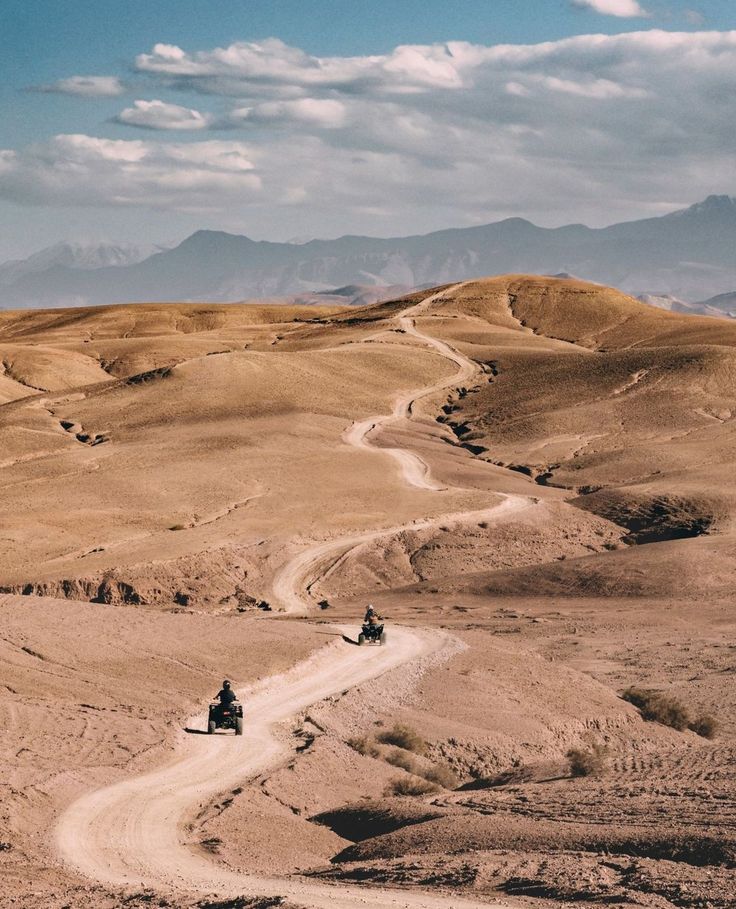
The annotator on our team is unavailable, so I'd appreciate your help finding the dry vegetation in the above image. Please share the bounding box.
[622,687,719,738]
[346,735,380,758]
[566,743,609,778]
[348,725,458,793]
[375,723,427,754]
[385,777,439,797]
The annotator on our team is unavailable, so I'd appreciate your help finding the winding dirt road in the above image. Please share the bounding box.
[55,286,527,907]
[56,626,496,907]
[274,285,534,615]
[342,286,478,493]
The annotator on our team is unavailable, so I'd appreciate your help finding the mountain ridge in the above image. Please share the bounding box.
[2,195,735,309]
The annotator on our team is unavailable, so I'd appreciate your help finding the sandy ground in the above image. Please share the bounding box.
[1,276,735,908]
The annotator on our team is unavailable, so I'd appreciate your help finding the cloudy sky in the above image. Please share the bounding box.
[1,0,734,259]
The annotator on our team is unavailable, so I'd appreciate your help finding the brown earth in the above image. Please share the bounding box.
[1,276,735,908]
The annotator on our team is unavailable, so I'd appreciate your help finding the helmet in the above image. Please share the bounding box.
[222,680,231,688]
[367,604,375,611]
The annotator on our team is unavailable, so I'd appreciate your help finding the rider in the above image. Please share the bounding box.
[364,604,382,625]
[215,680,238,706]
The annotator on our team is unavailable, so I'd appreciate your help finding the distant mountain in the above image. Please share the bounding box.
[220,283,419,310]
[694,291,736,317]
[0,241,163,288]
[637,292,735,319]
[1,196,735,310]
[637,293,690,311]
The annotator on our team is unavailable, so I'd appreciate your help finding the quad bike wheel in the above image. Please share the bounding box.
[380,631,386,645]
[208,720,216,734]
[235,715,243,735]
[358,633,365,646]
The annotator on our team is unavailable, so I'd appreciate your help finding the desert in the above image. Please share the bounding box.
[5,5,736,907]
[1,275,735,908]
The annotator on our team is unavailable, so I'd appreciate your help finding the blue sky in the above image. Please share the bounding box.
[1,0,734,259]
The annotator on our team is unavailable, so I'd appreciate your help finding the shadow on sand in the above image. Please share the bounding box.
[312,629,360,645]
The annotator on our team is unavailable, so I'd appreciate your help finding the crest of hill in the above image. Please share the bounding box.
[420,275,736,350]
[383,276,736,600]
[0,300,345,398]
[0,301,342,344]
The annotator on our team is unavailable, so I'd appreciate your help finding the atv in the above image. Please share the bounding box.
[208,701,244,735]
[358,623,386,646]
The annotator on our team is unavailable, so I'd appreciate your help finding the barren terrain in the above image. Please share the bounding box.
[1,276,735,908]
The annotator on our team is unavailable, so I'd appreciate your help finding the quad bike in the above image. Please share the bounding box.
[208,701,243,735]
[358,623,386,646]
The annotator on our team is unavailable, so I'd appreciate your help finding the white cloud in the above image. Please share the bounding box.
[571,0,649,17]
[135,38,469,95]
[505,81,531,97]
[535,75,649,98]
[4,30,736,232]
[32,75,126,97]
[226,98,347,129]
[0,135,260,210]
[115,100,211,130]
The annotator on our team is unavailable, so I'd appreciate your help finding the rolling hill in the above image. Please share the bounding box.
[2,275,736,909]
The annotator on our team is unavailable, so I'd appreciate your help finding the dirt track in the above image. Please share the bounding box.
[55,626,500,907]
[272,284,536,615]
[341,285,474,493]
[54,286,528,907]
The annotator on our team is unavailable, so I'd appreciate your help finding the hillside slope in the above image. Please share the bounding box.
[2,276,736,909]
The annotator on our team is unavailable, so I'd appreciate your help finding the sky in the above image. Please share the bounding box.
[1,0,735,259]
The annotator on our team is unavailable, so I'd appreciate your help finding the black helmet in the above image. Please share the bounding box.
[223,680,231,688]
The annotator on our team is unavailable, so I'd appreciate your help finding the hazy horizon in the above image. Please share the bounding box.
[3,191,735,267]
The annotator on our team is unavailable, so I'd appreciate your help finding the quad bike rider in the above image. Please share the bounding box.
[359,604,386,646]
[208,679,244,735]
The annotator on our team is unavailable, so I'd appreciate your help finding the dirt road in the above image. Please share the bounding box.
[273,285,536,614]
[342,285,477,493]
[55,286,525,907]
[56,626,502,907]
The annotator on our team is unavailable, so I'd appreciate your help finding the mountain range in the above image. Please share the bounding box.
[0,241,162,288]
[1,195,735,310]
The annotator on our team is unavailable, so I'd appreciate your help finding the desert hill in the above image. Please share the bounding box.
[1,275,735,605]
[2,275,736,908]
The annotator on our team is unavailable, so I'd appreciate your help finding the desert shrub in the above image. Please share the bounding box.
[376,723,427,755]
[347,735,379,758]
[199,897,289,909]
[384,749,458,789]
[385,748,420,773]
[199,836,223,854]
[423,762,459,789]
[622,687,690,731]
[386,776,439,797]
[689,714,718,739]
[566,743,609,778]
